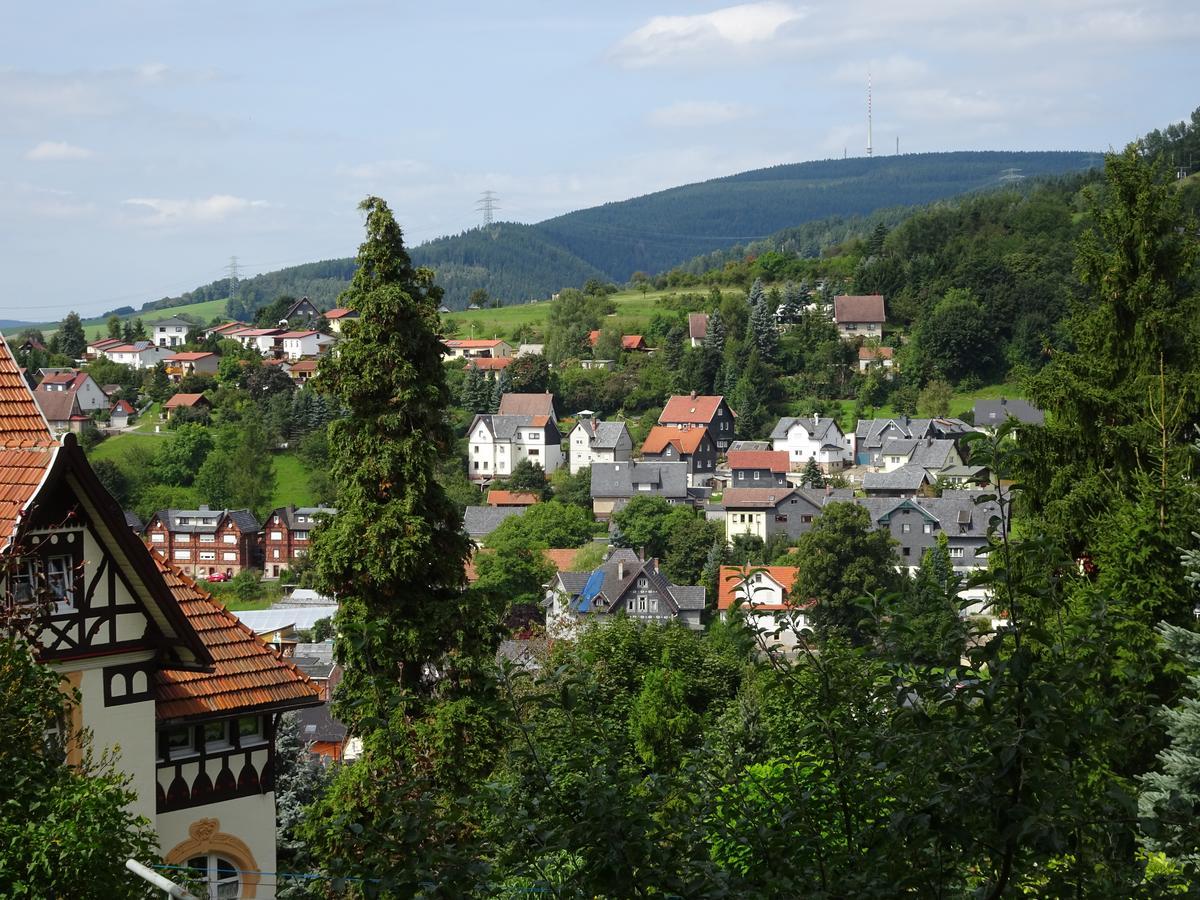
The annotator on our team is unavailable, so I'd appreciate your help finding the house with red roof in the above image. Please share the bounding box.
[640,424,718,486]
[0,333,320,896]
[163,392,211,419]
[110,398,136,428]
[587,331,651,352]
[276,330,335,361]
[468,356,514,373]
[833,294,886,341]
[324,307,359,334]
[444,338,512,359]
[487,490,540,508]
[658,392,736,451]
[727,450,790,488]
[165,350,219,380]
[717,565,813,653]
[35,369,109,413]
[858,344,895,372]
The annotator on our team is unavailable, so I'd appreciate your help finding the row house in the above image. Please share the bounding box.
[466,413,563,483]
[0,334,321,898]
[658,393,736,451]
[545,548,704,637]
[833,294,886,341]
[640,425,717,487]
[165,351,219,381]
[444,338,512,359]
[145,506,263,579]
[854,415,974,468]
[590,460,689,520]
[771,415,853,470]
[105,341,174,370]
[568,418,632,474]
[36,370,109,412]
[263,505,335,578]
[717,565,812,652]
[722,487,851,543]
[727,450,790,487]
[153,316,192,347]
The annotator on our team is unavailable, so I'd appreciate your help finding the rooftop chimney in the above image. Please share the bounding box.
[689,390,697,399]
[618,560,625,581]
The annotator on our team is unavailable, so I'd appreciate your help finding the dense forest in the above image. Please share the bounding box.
[140,150,1099,315]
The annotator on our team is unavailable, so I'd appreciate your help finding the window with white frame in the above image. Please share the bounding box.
[948,547,964,558]
[150,532,166,543]
[222,552,237,562]
[199,551,216,561]
[9,559,36,602]
[221,534,236,544]
[173,549,190,561]
[186,854,240,899]
[203,720,230,750]
[269,530,283,541]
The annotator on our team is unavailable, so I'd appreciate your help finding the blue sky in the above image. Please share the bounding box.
[2,0,1198,319]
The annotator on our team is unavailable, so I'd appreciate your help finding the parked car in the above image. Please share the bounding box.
[205,572,230,583]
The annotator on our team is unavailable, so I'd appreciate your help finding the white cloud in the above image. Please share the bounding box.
[335,158,428,179]
[648,101,757,128]
[25,140,93,161]
[611,2,806,68]
[122,194,268,226]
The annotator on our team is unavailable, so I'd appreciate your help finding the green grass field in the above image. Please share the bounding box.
[34,296,234,340]
[268,452,316,508]
[832,380,1027,432]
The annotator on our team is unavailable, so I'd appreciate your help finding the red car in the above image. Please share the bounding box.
[205,572,231,583]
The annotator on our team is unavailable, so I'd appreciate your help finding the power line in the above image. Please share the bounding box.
[476,190,500,227]
[226,255,240,301]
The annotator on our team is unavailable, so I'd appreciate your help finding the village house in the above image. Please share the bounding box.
[468,357,514,373]
[658,393,736,451]
[722,487,849,543]
[497,392,558,421]
[858,345,896,372]
[853,415,974,468]
[465,413,563,483]
[110,398,136,428]
[856,491,1000,573]
[0,335,321,897]
[770,415,853,470]
[878,436,964,478]
[717,565,812,652]
[86,336,125,358]
[688,312,709,348]
[444,338,512,359]
[31,389,91,434]
[590,460,690,519]
[861,467,936,498]
[35,370,109,412]
[486,490,540,508]
[165,351,219,381]
[640,425,718,487]
[276,330,335,361]
[228,328,287,356]
[282,297,322,325]
[104,340,173,370]
[833,294,886,340]
[153,316,193,347]
[204,321,249,340]
[545,548,705,637]
[263,505,335,579]
[727,449,790,487]
[144,506,263,579]
[516,343,544,357]
[463,505,525,541]
[323,307,359,334]
[588,331,651,352]
[286,359,319,385]
[568,418,632,474]
[163,392,211,420]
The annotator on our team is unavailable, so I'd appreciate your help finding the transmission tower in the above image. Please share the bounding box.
[476,191,500,226]
[998,168,1025,184]
[227,255,240,301]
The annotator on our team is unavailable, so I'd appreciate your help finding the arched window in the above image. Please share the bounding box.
[186,854,240,899]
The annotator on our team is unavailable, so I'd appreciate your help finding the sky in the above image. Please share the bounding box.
[2,1,1198,320]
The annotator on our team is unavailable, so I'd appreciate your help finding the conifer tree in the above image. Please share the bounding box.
[747,277,765,310]
[800,457,825,488]
[704,309,725,355]
[56,311,87,358]
[749,289,779,363]
[461,363,484,412]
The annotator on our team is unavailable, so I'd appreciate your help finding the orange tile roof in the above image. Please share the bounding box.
[151,553,321,721]
[717,565,804,611]
[727,450,790,473]
[289,359,319,372]
[166,351,215,362]
[163,392,208,409]
[486,490,540,507]
[858,345,895,360]
[621,335,647,350]
[469,357,513,371]
[325,307,356,319]
[641,424,710,455]
[659,394,725,425]
[446,339,506,349]
[0,335,57,548]
[542,548,581,572]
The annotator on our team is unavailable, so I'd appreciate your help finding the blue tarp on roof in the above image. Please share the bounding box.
[576,568,606,613]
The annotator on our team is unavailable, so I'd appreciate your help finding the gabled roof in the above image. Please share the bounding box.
[288,359,320,374]
[858,345,895,360]
[0,335,57,547]
[153,316,192,328]
[467,414,560,443]
[721,487,797,509]
[641,425,711,456]
[688,312,708,341]
[974,397,1045,427]
[325,307,357,319]
[728,440,771,452]
[727,450,790,473]
[463,505,524,537]
[571,419,629,451]
[149,507,262,535]
[33,390,82,423]
[770,416,843,443]
[106,341,156,353]
[833,294,885,323]
[445,338,508,349]
[152,554,321,721]
[881,437,958,470]
[855,416,973,448]
[659,394,727,425]
[165,351,215,362]
[717,565,801,611]
[37,370,81,386]
[469,357,513,371]
[111,398,135,414]
[498,392,557,419]
[590,461,688,499]
[163,392,209,409]
[236,328,285,337]
[88,337,124,351]
[554,548,705,615]
[266,505,336,530]
[862,466,932,491]
[487,490,540,507]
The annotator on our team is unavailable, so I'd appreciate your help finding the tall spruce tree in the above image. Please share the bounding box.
[747,277,765,311]
[703,309,726,355]
[749,288,779,363]
[57,311,87,359]
[460,363,485,412]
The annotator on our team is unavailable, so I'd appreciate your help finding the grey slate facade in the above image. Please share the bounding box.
[855,491,999,568]
[854,416,974,467]
[590,460,690,518]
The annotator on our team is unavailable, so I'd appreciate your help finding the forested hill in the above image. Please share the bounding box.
[148,150,1098,315]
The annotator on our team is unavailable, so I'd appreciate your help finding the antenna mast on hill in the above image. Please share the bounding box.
[866,71,873,158]
[476,191,500,227]
[226,255,240,302]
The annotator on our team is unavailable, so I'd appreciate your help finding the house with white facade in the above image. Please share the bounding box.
[717,565,812,653]
[770,415,853,470]
[878,437,963,477]
[165,351,219,381]
[568,418,632,474]
[103,341,174,370]
[444,339,512,359]
[854,416,974,468]
[227,328,286,356]
[324,307,359,334]
[153,316,192,347]
[0,334,321,899]
[35,370,109,413]
[833,294,886,340]
[466,413,563,483]
[277,330,335,361]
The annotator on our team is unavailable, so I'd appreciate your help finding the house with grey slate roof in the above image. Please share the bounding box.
[590,460,689,519]
[771,415,853,470]
[879,437,963,476]
[464,505,526,540]
[723,487,853,542]
[861,466,935,498]
[544,548,705,637]
[144,505,262,578]
[264,504,336,578]
[568,418,632,474]
[853,415,974,468]
[466,413,563,483]
[854,491,999,574]
[974,397,1045,428]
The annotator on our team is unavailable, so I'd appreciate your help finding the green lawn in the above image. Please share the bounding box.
[39,297,234,340]
[87,430,170,463]
[832,381,1028,432]
[268,452,316,509]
